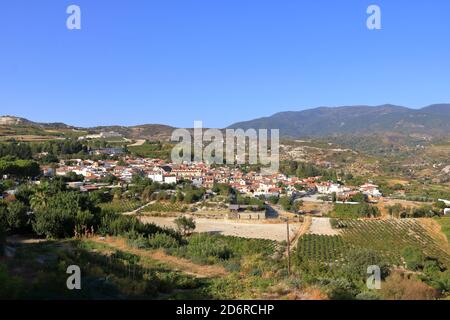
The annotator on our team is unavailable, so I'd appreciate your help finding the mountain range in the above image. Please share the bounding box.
[228,104,450,138]
[1,104,450,140]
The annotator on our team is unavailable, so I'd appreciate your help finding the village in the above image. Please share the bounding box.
[41,155,384,212]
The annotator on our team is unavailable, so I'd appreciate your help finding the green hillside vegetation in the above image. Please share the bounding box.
[128,141,174,160]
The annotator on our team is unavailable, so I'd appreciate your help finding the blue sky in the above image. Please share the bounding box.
[1,0,450,128]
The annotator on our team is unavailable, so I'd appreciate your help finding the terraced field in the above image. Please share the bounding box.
[100,200,145,213]
[140,202,187,213]
[296,219,450,266]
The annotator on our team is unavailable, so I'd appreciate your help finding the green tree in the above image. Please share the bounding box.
[6,201,29,232]
[279,196,292,211]
[33,192,100,238]
[174,216,196,236]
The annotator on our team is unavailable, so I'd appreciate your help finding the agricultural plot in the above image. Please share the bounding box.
[140,202,187,213]
[296,219,450,266]
[296,234,347,262]
[434,217,450,243]
[100,200,144,214]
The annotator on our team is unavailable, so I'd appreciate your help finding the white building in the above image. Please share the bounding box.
[148,173,164,182]
[359,183,382,198]
[164,176,177,184]
[316,183,346,195]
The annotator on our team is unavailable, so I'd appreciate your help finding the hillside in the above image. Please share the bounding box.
[3,103,450,142]
[87,124,176,141]
[228,104,450,138]
[0,116,175,141]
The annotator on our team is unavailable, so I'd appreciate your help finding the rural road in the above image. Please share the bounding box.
[123,201,155,216]
[127,139,146,147]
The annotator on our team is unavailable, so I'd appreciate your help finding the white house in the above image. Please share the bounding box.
[148,173,164,182]
[316,183,346,195]
[164,176,177,184]
[359,183,382,198]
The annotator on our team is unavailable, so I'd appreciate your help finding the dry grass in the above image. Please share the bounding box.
[91,236,229,278]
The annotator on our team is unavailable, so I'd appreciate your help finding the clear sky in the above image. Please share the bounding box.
[1,0,450,128]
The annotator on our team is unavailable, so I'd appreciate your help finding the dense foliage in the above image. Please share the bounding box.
[329,203,380,219]
[0,159,40,178]
[280,160,337,181]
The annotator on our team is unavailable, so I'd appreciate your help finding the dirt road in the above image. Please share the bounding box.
[123,201,155,216]
[140,216,301,242]
[127,139,146,147]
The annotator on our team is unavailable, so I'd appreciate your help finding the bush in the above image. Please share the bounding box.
[126,231,150,249]
[381,272,440,300]
[402,246,425,271]
[330,218,339,229]
[355,291,380,300]
[6,201,29,232]
[148,232,180,249]
[324,278,359,300]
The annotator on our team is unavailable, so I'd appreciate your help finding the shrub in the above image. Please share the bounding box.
[126,231,150,249]
[402,246,425,271]
[355,291,380,300]
[381,272,440,300]
[330,218,339,229]
[6,201,29,232]
[324,278,359,300]
[148,232,180,249]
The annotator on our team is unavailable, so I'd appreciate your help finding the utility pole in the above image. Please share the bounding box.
[286,218,291,277]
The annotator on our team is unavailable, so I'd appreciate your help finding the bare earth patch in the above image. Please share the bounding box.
[140,216,301,242]
[309,217,339,236]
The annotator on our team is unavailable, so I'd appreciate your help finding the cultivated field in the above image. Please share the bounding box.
[296,218,450,265]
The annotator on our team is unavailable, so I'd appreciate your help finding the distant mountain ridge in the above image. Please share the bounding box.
[2,103,450,140]
[0,115,176,141]
[0,115,73,129]
[228,104,450,138]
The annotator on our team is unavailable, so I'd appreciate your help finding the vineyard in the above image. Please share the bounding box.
[296,219,450,266]
[296,234,346,263]
[140,202,188,213]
